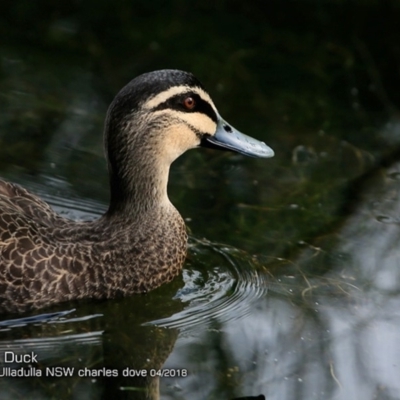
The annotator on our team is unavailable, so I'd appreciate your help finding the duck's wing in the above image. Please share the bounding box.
[0,180,68,227]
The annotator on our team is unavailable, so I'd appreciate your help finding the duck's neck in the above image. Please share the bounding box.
[103,111,178,220]
[106,154,171,219]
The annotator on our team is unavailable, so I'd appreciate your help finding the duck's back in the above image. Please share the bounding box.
[0,180,69,227]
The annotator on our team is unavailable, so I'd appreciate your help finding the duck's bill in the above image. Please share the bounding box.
[201,115,274,158]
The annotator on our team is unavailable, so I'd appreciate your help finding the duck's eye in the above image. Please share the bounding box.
[183,96,196,110]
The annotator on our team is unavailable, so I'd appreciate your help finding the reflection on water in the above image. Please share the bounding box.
[0,309,76,329]
[161,126,400,399]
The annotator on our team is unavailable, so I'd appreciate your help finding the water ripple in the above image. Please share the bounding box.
[150,238,269,331]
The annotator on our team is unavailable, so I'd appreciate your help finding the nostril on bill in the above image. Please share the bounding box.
[223,124,233,133]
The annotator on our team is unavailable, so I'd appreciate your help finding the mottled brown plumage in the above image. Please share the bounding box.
[0,70,273,313]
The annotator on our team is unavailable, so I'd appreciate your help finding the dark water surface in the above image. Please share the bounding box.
[1,1,400,399]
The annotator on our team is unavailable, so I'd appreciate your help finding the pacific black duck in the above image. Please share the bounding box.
[0,69,274,312]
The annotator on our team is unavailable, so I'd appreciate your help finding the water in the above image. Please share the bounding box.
[1,160,399,399]
[1,1,400,399]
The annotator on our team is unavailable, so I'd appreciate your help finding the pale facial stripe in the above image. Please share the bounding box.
[152,109,217,136]
[143,85,218,114]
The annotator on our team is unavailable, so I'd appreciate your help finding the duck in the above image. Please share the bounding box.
[0,69,274,312]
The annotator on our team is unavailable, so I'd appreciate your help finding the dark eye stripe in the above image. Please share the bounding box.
[152,93,218,123]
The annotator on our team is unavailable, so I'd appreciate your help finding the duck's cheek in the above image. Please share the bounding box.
[176,112,216,135]
[161,124,201,164]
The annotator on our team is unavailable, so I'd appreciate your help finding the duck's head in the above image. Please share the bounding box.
[104,70,274,212]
